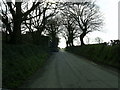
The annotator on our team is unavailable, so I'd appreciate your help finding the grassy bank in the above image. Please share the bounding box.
[66,44,120,69]
[3,43,50,88]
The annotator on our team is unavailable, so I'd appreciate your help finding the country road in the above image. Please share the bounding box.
[21,50,119,88]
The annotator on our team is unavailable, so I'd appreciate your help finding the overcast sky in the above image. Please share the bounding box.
[87,0,119,42]
[58,0,120,48]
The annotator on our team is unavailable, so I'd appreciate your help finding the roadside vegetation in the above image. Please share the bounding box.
[2,0,59,88]
[66,40,120,69]
[1,0,107,88]
[2,43,50,88]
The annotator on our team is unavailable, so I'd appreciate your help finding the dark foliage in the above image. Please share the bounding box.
[66,40,120,69]
[2,44,50,88]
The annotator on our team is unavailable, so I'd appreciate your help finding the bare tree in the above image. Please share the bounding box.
[95,37,103,44]
[23,1,58,44]
[60,11,79,47]
[45,16,61,50]
[64,1,103,46]
[1,0,41,44]
[1,0,13,42]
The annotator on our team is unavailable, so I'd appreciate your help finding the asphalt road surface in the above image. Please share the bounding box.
[21,50,119,88]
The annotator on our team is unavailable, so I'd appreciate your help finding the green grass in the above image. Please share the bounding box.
[3,43,50,88]
[66,44,120,69]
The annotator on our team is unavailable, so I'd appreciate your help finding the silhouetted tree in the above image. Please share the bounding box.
[1,0,41,44]
[95,37,103,44]
[64,1,103,46]
[110,40,120,46]
[60,12,79,47]
[24,2,58,44]
[1,0,12,42]
[45,16,61,51]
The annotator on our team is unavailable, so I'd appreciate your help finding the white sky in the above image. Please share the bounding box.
[87,0,119,43]
[58,0,120,48]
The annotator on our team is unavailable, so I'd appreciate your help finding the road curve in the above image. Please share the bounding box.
[21,50,119,88]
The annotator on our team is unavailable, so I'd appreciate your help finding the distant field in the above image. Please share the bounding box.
[2,44,50,88]
[66,44,120,69]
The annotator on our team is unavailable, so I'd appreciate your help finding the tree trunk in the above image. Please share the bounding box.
[71,36,74,47]
[10,2,22,44]
[71,40,74,46]
[80,32,86,46]
[10,20,21,44]
[66,41,68,47]
[80,36,85,46]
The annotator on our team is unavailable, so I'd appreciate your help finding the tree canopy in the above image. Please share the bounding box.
[1,0,103,47]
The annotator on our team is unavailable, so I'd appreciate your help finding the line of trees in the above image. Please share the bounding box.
[61,1,103,46]
[1,0,103,48]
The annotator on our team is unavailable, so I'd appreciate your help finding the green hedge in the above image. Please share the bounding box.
[66,44,120,68]
[3,44,50,88]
